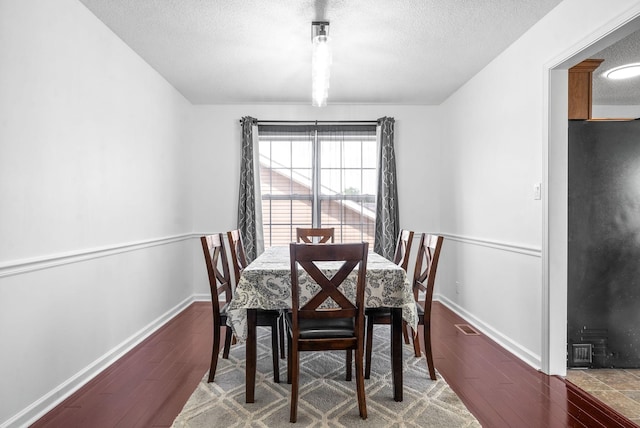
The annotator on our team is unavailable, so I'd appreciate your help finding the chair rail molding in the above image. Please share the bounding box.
[0,233,196,278]
[440,233,541,257]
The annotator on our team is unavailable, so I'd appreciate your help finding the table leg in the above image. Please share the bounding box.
[246,309,257,403]
[391,307,403,401]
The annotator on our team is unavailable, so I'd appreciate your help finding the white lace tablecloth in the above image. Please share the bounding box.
[227,245,418,341]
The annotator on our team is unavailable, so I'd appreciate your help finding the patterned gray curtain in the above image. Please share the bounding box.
[374,117,400,260]
[237,116,261,262]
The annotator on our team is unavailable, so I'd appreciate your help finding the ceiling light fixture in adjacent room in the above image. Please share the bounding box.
[604,63,640,80]
[311,21,331,107]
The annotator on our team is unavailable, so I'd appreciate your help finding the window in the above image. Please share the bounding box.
[258,124,377,247]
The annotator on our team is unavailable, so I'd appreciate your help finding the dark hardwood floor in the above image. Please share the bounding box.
[32,303,213,428]
[32,301,637,427]
[430,303,637,428]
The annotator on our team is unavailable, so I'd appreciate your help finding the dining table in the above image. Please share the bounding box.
[226,245,418,403]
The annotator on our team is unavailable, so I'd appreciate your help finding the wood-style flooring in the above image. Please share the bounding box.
[31,303,212,428]
[430,303,637,427]
[32,301,638,427]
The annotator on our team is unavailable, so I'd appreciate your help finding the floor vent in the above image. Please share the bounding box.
[455,324,480,335]
[571,343,593,366]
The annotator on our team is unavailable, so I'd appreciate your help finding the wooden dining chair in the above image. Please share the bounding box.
[286,242,368,423]
[395,229,415,344]
[295,227,335,244]
[392,229,415,271]
[227,229,282,383]
[410,233,444,380]
[200,233,234,382]
[364,233,444,381]
[363,229,414,378]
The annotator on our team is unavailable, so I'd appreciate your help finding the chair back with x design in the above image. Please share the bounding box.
[287,242,369,422]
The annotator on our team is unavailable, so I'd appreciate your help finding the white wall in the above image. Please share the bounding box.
[437,0,640,371]
[0,1,194,426]
[6,0,640,425]
[593,104,640,118]
[188,104,442,295]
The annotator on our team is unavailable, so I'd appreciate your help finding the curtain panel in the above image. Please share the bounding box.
[237,116,263,262]
[374,117,400,260]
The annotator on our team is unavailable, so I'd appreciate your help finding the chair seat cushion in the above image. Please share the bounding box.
[256,309,280,323]
[285,312,355,339]
[364,307,392,316]
[219,305,279,325]
[366,304,426,323]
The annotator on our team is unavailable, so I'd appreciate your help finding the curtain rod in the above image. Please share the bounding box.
[238,119,379,125]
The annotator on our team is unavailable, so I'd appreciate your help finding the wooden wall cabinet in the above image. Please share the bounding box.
[568,59,604,120]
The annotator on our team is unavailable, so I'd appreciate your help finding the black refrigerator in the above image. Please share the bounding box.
[568,119,640,368]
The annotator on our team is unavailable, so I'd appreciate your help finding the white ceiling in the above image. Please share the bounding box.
[592,28,640,105]
[78,0,566,105]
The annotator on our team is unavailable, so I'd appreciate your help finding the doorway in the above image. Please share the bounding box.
[545,9,640,377]
[545,7,640,422]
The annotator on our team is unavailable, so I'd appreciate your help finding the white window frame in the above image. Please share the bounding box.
[258,124,377,246]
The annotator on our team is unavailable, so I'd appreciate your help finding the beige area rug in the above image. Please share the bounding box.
[173,326,480,427]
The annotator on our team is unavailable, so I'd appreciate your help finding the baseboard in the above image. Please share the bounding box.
[3,295,196,428]
[193,293,212,302]
[435,294,542,370]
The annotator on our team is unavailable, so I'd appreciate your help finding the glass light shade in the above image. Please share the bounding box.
[605,63,640,80]
[312,34,332,107]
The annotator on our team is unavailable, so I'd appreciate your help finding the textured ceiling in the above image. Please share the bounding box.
[78,0,566,105]
[592,29,640,105]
